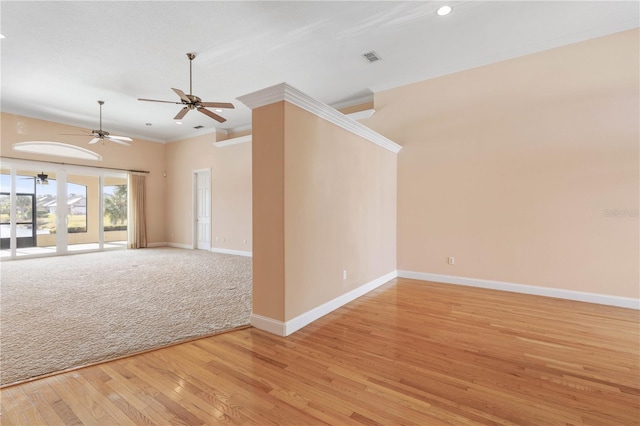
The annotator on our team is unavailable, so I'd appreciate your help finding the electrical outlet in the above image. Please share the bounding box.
[215,236,219,242]
[243,239,247,245]
[343,270,347,280]
[448,257,455,265]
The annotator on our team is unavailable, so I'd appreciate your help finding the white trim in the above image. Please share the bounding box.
[398,271,640,310]
[147,242,168,248]
[237,83,401,154]
[346,109,375,121]
[250,270,397,336]
[213,135,251,148]
[165,127,219,144]
[330,94,374,111]
[210,247,253,257]
[284,270,398,335]
[164,242,192,250]
[13,142,103,161]
[229,124,252,134]
[250,314,286,336]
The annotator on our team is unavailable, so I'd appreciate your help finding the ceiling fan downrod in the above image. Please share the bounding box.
[97,100,104,132]
[187,52,196,96]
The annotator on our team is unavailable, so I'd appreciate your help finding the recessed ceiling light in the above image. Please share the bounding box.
[437,5,452,16]
[215,109,223,113]
[175,121,182,125]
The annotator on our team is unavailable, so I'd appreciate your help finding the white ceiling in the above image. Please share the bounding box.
[1,1,638,143]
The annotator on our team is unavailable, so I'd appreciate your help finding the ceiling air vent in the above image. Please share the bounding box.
[362,51,382,63]
[193,125,205,129]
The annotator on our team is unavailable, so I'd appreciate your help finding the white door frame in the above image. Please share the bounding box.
[0,158,127,259]
[192,168,212,250]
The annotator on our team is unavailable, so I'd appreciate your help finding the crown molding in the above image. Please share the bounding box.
[165,127,220,144]
[346,109,375,121]
[237,83,401,154]
[330,94,374,111]
[213,134,252,148]
[229,124,252,134]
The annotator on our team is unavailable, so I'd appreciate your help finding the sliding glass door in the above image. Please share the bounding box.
[0,161,128,259]
[103,176,128,249]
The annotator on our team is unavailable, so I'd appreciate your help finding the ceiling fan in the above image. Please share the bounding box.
[36,172,49,185]
[18,173,49,185]
[62,100,133,146]
[138,52,234,123]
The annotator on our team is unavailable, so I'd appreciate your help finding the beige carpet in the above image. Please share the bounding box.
[0,247,252,386]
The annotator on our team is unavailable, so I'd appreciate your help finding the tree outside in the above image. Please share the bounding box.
[104,185,127,227]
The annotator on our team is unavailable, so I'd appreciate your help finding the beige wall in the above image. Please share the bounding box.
[0,113,167,245]
[252,102,286,321]
[283,102,397,320]
[367,29,639,298]
[164,132,252,251]
[164,134,212,246]
[211,141,252,252]
[251,100,397,322]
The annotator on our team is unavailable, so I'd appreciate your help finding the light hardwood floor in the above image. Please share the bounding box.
[2,278,639,425]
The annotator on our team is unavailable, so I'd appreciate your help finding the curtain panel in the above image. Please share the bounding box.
[128,172,147,249]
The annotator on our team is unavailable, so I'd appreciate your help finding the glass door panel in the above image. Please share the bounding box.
[103,176,128,249]
[29,170,58,254]
[0,193,9,250]
[15,194,36,248]
[67,174,94,252]
[0,171,11,256]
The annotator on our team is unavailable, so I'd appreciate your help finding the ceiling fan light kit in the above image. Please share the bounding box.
[138,52,235,123]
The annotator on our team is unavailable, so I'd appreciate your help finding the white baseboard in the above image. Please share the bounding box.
[251,270,398,336]
[250,314,286,336]
[210,247,253,257]
[164,242,193,250]
[398,270,640,310]
[147,242,167,248]
[149,242,252,256]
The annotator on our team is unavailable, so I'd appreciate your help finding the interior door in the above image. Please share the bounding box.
[195,170,211,250]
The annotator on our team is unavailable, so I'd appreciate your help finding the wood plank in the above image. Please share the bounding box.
[1,278,638,425]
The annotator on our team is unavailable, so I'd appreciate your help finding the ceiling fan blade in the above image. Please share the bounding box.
[108,135,133,142]
[172,88,191,103]
[106,137,132,146]
[200,102,235,109]
[138,98,181,104]
[174,107,190,120]
[198,107,226,123]
[88,138,101,144]
[60,133,92,136]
